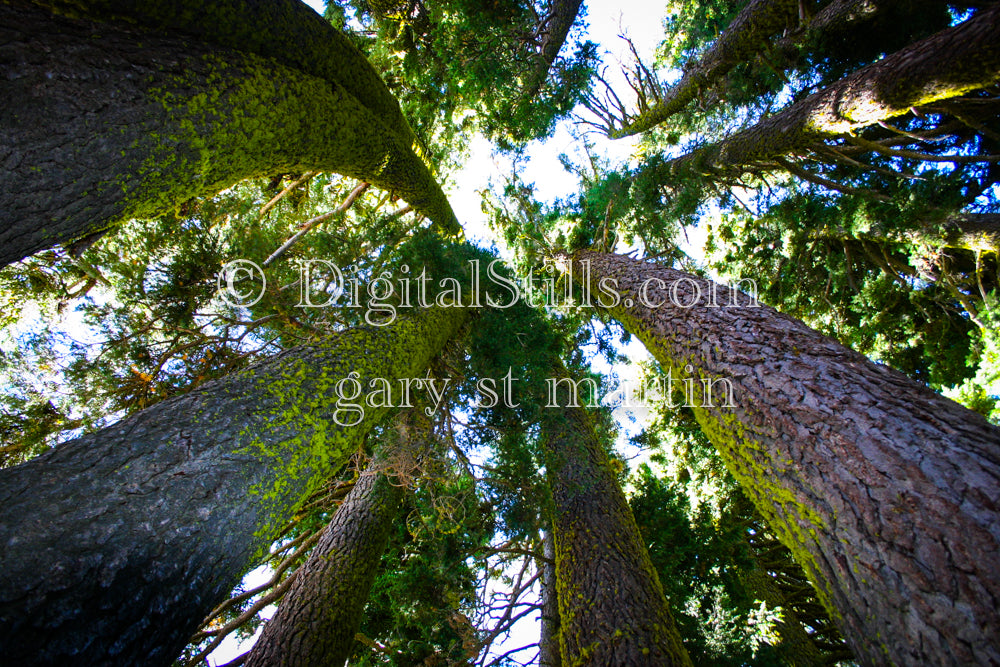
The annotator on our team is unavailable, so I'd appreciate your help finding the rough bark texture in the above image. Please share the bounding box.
[0,1,457,267]
[0,306,466,666]
[538,528,561,667]
[542,365,692,667]
[560,250,1000,666]
[244,456,403,667]
[666,3,1000,174]
[518,0,585,103]
[613,0,799,138]
[39,0,417,147]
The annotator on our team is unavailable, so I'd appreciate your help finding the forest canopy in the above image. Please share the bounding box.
[1,0,998,666]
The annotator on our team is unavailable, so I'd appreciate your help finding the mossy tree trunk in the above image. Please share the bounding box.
[559,249,1000,666]
[0,1,457,268]
[0,307,466,666]
[244,409,433,667]
[663,3,1000,174]
[42,0,418,147]
[541,363,692,666]
[244,452,404,667]
[538,527,561,667]
[612,0,799,138]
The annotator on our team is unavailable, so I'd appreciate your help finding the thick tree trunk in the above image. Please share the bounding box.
[613,0,800,138]
[537,528,561,667]
[943,212,1000,250]
[559,250,1000,666]
[541,364,692,666]
[0,306,466,666]
[42,0,417,147]
[0,1,457,268]
[665,3,1000,174]
[518,0,585,103]
[244,452,404,667]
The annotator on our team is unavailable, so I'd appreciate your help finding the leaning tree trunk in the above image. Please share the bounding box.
[612,0,799,138]
[558,250,1000,666]
[517,0,584,104]
[244,410,432,667]
[541,363,692,666]
[0,306,466,666]
[738,565,831,665]
[244,457,403,667]
[0,1,457,268]
[664,2,1000,175]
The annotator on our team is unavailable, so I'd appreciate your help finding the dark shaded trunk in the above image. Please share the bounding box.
[42,0,416,147]
[244,453,404,667]
[559,250,1000,666]
[613,0,799,138]
[771,0,952,63]
[518,0,585,103]
[0,307,466,666]
[537,528,561,667]
[738,565,834,665]
[665,3,1000,174]
[0,2,456,268]
[541,364,692,666]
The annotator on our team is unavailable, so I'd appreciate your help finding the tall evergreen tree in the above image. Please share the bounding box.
[559,249,1000,665]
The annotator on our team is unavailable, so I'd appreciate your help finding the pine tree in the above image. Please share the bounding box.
[559,249,1000,665]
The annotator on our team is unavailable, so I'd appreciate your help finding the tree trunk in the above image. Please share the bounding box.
[558,250,1000,666]
[244,451,405,667]
[541,363,692,666]
[738,567,831,665]
[613,0,800,138]
[43,0,417,148]
[0,1,457,268]
[664,3,1000,174]
[0,306,466,666]
[538,527,561,667]
[942,212,1000,250]
[518,0,585,103]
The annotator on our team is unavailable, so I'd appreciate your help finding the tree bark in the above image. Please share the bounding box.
[613,0,800,138]
[538,527,561,667]
[40,0,417,147]
[664,3,1000,174]
[541,363,692,666]
[0,306,466,666]
[518,0,585,104]
[942,212,1000,250]
[558,250,1000,666]
[0,1,457,268]
[244,451,405,667]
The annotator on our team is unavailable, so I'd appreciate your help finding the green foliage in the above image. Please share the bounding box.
[628,384,853,666]
[336,0,597,150]
[353,453,489,665]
